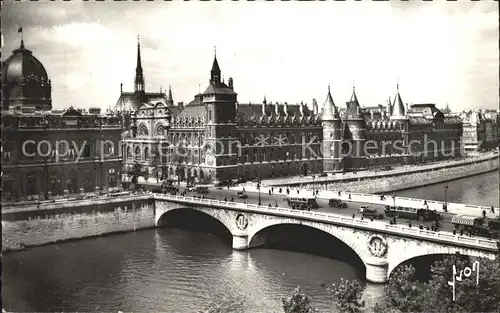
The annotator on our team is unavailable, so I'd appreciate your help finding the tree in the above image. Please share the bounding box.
[171,143,187,186]
[375,256,500,313]
[373,265,425,313]
[328,278,365,313]
[127,163,145,188]
[281,287,317,313]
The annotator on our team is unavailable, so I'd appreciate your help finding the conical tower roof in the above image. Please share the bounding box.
[391,84,408,119]
[321,85,339,121]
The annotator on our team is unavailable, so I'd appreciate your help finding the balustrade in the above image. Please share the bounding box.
[152,193,498,249]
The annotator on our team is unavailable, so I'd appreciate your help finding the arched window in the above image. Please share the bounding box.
[135,146,141,160]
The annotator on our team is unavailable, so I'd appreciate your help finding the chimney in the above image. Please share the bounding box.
[228,77,233,90]
[313,99,318,115]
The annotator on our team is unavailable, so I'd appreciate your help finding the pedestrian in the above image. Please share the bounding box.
[352,214,355,219]
[491,206,495,214]
[460,229,464,236]
[482,210,486,218]
[243,187,246,192]
[269,203,272,208]
[370,217,373,222]
[271,187,274,193]
[269,189,271,195]
[453,229,456,235]
[338,191,341,197]
[297,189,300,194]
[279,188,282,193]
[408,222,412,228]
[348,194,351,200]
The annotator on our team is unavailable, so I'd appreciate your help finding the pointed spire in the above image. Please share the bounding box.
[136,35,143,75]
[210,46,221,85]
[391,82,407,119]
[322,84,339,121]
[135,35,145,94]
[168,85,173,100]
[350,82,359,106]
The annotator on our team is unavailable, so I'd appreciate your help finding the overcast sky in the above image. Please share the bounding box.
[2,1,498,111]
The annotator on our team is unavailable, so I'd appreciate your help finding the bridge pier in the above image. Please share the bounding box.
[232,234,249,250]
[365,258,388,284]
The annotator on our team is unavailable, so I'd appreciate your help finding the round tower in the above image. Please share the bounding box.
[321,85,342,173]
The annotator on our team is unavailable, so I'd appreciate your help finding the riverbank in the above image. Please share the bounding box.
[1,198,155,253]
[265,153,499,194]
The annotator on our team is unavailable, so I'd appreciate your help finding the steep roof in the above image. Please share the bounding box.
[391,85,408,119]
[321,85,339,121]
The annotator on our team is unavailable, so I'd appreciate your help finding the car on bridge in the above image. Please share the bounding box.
[328,199,348,208]
[287,196,318,210]
[195,187,209,194]
[359,206,384,219]
[236,191,248,199]
[384,206,443,221]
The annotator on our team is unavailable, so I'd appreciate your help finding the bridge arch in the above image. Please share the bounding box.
[248,219,371,268]
[156,207,234,245]
[387,245,496,277]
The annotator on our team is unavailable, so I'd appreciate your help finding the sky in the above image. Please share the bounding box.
[2,0,498,112]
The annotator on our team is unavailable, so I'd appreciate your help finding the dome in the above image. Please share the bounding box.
[1,40,52,111]
[2,41,48,84]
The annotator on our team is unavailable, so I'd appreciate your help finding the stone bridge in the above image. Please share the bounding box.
[153,194,498,283]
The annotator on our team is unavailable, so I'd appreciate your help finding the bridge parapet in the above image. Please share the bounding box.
[152,194,498,251]
[232,184,499,219]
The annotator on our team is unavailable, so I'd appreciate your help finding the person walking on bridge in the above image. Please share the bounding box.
[482,209,486,218]
[491,206,495,214]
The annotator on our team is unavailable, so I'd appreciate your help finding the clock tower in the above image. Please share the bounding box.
[202,52,238,183]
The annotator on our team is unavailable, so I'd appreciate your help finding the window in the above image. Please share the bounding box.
[83,145,91,158]
[108,168,117,187]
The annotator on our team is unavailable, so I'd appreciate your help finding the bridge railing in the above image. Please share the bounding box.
[233,184,499,219]
[153,194,499,250]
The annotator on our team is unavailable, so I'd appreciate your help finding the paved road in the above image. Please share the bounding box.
[179,187,457,233]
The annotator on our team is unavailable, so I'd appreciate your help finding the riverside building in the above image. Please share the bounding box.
[118,41,463,184]
[1,39,123,202]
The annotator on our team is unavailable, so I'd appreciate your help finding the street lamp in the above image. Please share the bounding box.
[444,184,449,210]
[257,178,261,206]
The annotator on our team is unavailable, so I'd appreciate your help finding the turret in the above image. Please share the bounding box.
[321,85,342,173]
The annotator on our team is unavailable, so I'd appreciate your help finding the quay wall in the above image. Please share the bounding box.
[289,155,499,194]
[2,196,155,252]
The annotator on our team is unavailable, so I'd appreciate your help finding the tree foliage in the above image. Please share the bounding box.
[375,255,500,313]
[127,163,145,186]
[328,278,365,313]
[281,286,317,313]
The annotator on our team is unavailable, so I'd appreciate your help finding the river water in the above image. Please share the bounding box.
[2,171,499,313]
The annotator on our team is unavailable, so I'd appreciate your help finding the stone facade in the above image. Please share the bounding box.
[460,110,500,153]
[2,199,154,252]
[117,43,463,183]
[1,40,124,202]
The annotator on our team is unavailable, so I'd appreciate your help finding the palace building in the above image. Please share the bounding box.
[1,39,123,202]
[119,42,463,184]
